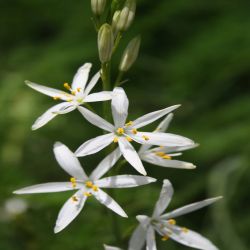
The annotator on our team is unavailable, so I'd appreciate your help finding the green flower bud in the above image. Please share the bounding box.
[119,36,141,72]
[98,24,114,63]
[91,0,106,16]
[112,0,136,32]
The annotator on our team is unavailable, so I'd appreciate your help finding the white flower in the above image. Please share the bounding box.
[138,113,199,170]
[129,180,222,250]
[13,142,156,233]
[26,63,113,130]
[75,87,195,175]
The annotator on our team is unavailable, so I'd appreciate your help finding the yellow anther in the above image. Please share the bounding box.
[92,185,99,192]
[132,128,138,134]
[161,235,169,241]
[126,136,133,142]
[63,82,71,90]
[125,121,133,127]
[181,227,189,233]
[84,192,92,197]
[142,135,149,141]
[72,196,78,202]
[71,90,76,95]
[53,96,61,101]
[155,152,165,157]
[162,154,172,160]
[85,181,94,188]
[77,87,81,92]
[116,127,124,135]
[113,137,119,143]
[168,219,176,225]
[70,177,77,188]
[67,98,73,102]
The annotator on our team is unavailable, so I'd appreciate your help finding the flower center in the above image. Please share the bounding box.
[116,127,124,135]
[85,181,99,192]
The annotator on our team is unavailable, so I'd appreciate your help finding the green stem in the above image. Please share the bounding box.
[114,71,124,87]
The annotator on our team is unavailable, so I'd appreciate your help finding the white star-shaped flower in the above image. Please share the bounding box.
[26,63,113,130]
[13,142,156,233]
[129,180,222,250]
[75,87,195,175]
[138,113,199,170]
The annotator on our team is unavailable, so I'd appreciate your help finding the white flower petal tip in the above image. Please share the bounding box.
[103,244,123,250]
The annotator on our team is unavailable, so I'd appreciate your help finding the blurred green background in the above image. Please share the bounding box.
[0,0,250,249]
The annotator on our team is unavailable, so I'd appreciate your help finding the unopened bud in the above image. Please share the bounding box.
[119,36,141,72]
[91,0,106,16]
[112,0,136,32]
[98,24,114,63]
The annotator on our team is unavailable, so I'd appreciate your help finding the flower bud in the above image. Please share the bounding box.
[112,0,136,32]
[91,0,106,16]
[119,36,141,72]
[98,24,114,63]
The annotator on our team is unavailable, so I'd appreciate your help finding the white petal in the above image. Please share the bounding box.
[31,102,73,130]
[118,137,147,176]
[84,91,113,102]
[129,224,146,250]
[96,175,156,188]
[54,189,87,233]
[53,142,88,179]
[75,133,114,157]
[152,179,173,217]
[161,197,222,220]
[111,87,129,128]
[162,143,199,154]
[104,245,123,250]
[53,105,76,115]
[169,225,218,250]
[84,71,100,96]
[71,63,92,91]
[146,226,157,250]
[132,105,180,129]
[131,132,195,147]
[13,182,81,194]
[141,153,196,169]
[25,80,71,101]
[77,106,114,132]
[155,113,174,132]
[90,148,122,180]
[93,189,127,217]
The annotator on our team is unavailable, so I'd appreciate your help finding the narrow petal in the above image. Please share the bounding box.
[53,142,88,179]
[77,106,114,132]
[84,71,100,96]
[111,87,129,128]
[132,105,180,129]
[25,80,71,101]
[155,113,174,132]
[54,189,87,233]
[118,137,147,176]
[131,132,195,147]
[96,175,156,188]
[31,102,73,130]
[75,133,114,157]
[141,153,196,169]
[162,143,199,154]
[104,245,123,250]
[93,189,127,217]
[152,179,173,217]
[84,91,113,102]
[169,225,218,250]
[90,148,122,180]
[13,182,81,194]
[71,63,92,91]
[128,225,146,250]
[53,105,76,115]
[161,197,222,220]
[146,226,157,250]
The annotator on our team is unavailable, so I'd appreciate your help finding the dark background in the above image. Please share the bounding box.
[0,0,250,249]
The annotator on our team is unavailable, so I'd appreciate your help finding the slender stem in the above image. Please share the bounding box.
[114,71,124,87]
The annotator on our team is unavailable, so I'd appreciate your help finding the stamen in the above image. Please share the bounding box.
[70,177,77,188]
[72,196,78,202]
[155,152,165,157]
[71,90,76,95]
[85,181,94,188]
[161,235,169,241]
[132,128,138,134]
[116,128,124,135]
[92,185,99,192]
[113,137,119,143]
[181,227,189,233]
[53,96,61,101]
[142,135,149,141]
[168,219,176,225]
[125,121,133,127]
[67,98,73,102]
[77,87,81,92]
[84,192,92,197]
[162,154,172,160]
[63,82,71,90]
[126,136,133,142]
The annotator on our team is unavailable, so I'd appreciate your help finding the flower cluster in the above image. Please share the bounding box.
[13,0,222,249]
